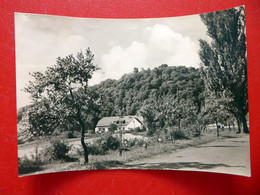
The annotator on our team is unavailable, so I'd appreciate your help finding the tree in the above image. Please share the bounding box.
[109,123,117,133]
[25,48,99,163]
[199,6,249,133]
[140,101,157,136]
[26,100,59,137]
[202,94,232,136]
[133,67,139,74]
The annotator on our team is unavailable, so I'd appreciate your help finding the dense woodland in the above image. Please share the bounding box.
[92,65,204,117]
[89,65,206,136]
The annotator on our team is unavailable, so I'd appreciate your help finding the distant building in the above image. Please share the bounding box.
[95,115,143,133]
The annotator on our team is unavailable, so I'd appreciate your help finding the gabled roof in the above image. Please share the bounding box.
[96,115,143,127]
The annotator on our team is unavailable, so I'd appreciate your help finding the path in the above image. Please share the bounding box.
[125,135,251,176]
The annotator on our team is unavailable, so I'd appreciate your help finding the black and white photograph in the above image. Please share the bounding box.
[15,6,250,177]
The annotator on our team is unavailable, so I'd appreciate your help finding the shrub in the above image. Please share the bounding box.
[192,129,201,137]
[170,130,187,140]
[88,143,108,155]
[135,126,146,132]
[91,160,123,170]
[108,123,117,133]
[104,135,120,150]
[134,127,141,132]
[44,139,72,161]
[67,132,76,138]
[18,138,25,145]
[87,134,121,155]
[127,138,147,147]
[18,156,43,174]
[88,130,95,134]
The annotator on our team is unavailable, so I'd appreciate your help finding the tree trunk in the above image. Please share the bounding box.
[170,129,175,144]
[235,116,241,134]
[215,120,219,137]
[77,108,89,163]
[119,128,123,156]
[241,114,249,133]
[81,128,89,163]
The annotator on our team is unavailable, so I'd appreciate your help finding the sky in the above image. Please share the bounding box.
[15,12,209,109]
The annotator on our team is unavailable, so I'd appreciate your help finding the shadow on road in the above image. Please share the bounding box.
[231,140,248,143]
[123,162,245,170]
[195,145,242,148]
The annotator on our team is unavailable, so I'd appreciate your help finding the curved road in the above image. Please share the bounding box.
[125,135,251,176]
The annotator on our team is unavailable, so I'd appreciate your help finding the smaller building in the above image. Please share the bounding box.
[95,115,143,133]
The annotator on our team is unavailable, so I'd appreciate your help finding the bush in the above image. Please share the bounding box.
[44,139,72,161]
[127,138,146,147]
[170,130,187,140]
[108,123,117,133]
[88,143,108,155]
[192,129,201,137]
[91,160,123,170]
[104,135,120,150]
[135,126,146,132]
[18,156,43,174]
[67,132,76,138]
[87,134,121,155]
[18,138,25,145]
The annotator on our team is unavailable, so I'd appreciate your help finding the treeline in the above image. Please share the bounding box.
[86,64,208,138]
[92,64,204,117]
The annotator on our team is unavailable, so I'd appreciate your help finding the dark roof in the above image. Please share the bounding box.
[96,115,143,127]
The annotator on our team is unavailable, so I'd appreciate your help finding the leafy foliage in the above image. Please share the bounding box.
[67,132,76,138]
[91,65,205,138]
[91,65,204,118]
[108,123,118,133]
[199,6,248,133]
[20,63,207,142]
[24,48,99,163]
[87,134,121,155]
[18,156,43,175]
[44,139,72,161]
[104,134,121,150]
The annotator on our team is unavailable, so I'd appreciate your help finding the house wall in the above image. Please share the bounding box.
[125,118,142,130]
[95,118,143,133]
[95,127,109,133]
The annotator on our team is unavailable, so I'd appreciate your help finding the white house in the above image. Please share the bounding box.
[95,115,143,133]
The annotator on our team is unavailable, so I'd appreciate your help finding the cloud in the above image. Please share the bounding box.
[99,41,147,80]
[15,13,90,108]
[15,13,205,107]
[95,24,200,83]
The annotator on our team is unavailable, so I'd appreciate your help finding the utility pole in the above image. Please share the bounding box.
[177,87,180,131]
[118,108,125,156]
[119,116,123,156]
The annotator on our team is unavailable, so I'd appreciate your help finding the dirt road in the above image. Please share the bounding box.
[125,135,251,176]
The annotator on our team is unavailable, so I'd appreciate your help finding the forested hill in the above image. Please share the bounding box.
[17,64,205,132]
[91,64,205,118]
